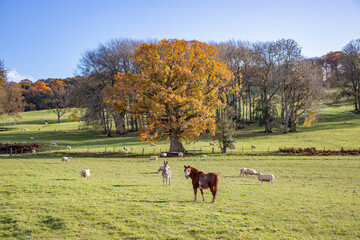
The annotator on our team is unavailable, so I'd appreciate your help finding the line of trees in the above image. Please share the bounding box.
[1,37,359,152]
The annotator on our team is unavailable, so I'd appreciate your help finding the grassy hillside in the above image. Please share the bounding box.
[1,104,359,154]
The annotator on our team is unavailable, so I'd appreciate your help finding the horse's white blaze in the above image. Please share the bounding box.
[185,169,190,178]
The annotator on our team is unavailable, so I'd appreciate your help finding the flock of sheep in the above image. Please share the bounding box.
[23,124,273,186]
[240,168,275,185]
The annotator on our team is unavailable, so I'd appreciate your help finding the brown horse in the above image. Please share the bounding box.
[184,165,220,203]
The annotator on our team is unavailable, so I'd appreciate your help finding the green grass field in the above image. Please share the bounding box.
[0,106,360,239]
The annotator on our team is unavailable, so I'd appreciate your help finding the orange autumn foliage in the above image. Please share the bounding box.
[116,39,231,146]
[29,80,51,92]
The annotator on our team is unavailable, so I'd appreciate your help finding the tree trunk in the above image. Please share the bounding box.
[169,134,185,152]
[221,145,227,153]
[57,114,61,123]
[113,111,126,135]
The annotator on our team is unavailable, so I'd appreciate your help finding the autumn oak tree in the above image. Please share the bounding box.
[117,39,231,152]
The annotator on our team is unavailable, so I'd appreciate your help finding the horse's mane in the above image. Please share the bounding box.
[190,166,204,174]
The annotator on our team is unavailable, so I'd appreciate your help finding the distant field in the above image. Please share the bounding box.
[0,106,359,239]
[0,104,359,154]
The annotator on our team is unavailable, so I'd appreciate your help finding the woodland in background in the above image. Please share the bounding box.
[0,38,359,142]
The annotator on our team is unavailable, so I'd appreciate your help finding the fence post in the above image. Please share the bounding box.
[212,147,214,154]
[142,148,144,155]
[105,147,107,153]
[10,148,12,156]
[153,149,155,154]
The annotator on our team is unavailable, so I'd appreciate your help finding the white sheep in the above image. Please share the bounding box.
[240,168,247,176]
[123,147,129,152]
[50,141,58,146]
[245,168,257,177]
[81,168,90,180]
[178,152,184,158]
[201,154,207,158]
[30,137,34,140]
[251,145,256,149]
[150,143,156,147]
[160,152,167,157]
[256,171,275,185]
[66,146,71,151]
[21,128,28,131]
[149,156,158,161]
[32,149,36,154]
[209,142,215,146]
[62,156,71,163]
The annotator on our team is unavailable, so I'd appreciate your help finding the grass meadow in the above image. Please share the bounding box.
[0,105,360,239]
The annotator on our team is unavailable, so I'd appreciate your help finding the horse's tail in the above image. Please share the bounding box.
[211,173,220,203]
[214,173,220,189]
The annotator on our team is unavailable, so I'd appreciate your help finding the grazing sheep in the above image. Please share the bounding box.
[66,146,71,151]
[38,128,41,131]
[32,149,36,154]
[150,143,156,147]
[54,129,57,132]
[245,168,257,177]
[178,152,184,158]
[160,152,167,157]
[240,168,247,176]
[62,156,71,163]
[201,154,207,158]
[251,145,256,149]
[149,156,158,161]
[157,165,164,172]
[21,128,28,131]
[162,161,171,186]
[30,137,34,140]
[81,168,90,180]
[210,142,215,146]
[256,171,275,185]
[123,147,129,152]
[50,141,58,146]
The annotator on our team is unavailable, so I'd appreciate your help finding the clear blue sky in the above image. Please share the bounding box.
[1,0,359,82]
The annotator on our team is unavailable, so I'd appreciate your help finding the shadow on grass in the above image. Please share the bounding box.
[135,200,170,203]
[54,179,76,181]
[140,172,158,175]
[113,184,141,188]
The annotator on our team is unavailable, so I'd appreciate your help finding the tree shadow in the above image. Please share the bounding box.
[113,184,141,188]
[54,178,76,181]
